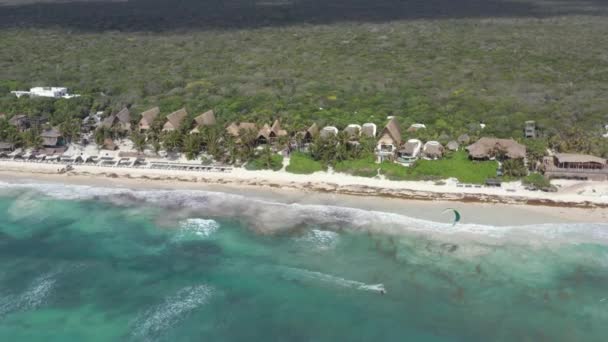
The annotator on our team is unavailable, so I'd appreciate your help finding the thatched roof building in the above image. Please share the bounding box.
[320,126,339,139]
[554,153,606,166]
[361,123,377,138]
[457,134,471,145]
[344,124,362,139]
[190,110,216,134]
[116,108,131,131]
[303,123,319,142]
[40,127,63,147]
[270,119,288,137]
[447,141,459,151]
[399,139,422,157]
[139,107,160,131]
[162,108,188,132]
[257,123,273,144]
[8,114,29,132]
[103,138,118,151]
[423,141,444,159]
[466,138,526,160]
[226,122,257,137]
[377,117,402,148]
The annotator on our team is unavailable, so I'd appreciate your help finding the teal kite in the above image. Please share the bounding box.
[442,208,461,226]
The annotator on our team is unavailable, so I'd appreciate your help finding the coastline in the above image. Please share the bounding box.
[1,160,608,224]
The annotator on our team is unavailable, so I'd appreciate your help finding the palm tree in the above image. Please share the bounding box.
[162,130,183,152]
[60,119,81,144]
[183,134,202,160]
[130,131,147,152]
[22,129,43,149]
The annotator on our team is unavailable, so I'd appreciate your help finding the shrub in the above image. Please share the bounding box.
[522,173,552,190]
[286,152,325,174]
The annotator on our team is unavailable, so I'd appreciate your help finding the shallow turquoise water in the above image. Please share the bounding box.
[1,182,608,341]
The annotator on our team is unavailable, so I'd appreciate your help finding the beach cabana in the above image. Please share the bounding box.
[303,123,319,144]
[376,117,402,162]
[320,126,339,140]
[40,127,63,147]
[466,138,526,160]
[398,139,422,165]
[344,124,362,139]
[423,141,444,159]
[270,119,288,141]
[447,141,459,151]
[190,110,216,134]
[257,124,273,145]
[361,123,377,138]
[163,108,188,132]
[139,107,160,131]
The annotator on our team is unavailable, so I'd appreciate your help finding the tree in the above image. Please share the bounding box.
[503,158,528,177]
[162,130,183,152]
[59,118,81,144]
[21,129,43,149]
[94,127,107,147]
[183,134,201,160]
[130,131,147,152]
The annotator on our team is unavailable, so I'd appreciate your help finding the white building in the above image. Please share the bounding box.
[11,87,80,99]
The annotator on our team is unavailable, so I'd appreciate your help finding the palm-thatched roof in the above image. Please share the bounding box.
[378,117,402,147]
[320,126,338,139]
[271,119,288,137]
[399,139,421,157]
[447,141,459,151]
[457,134,471,145]
[163,108,188,131]
[257,123,272,140]
[227,122,257,137]
[139,107,160,129]
[116,108,131,124]
[361,123,377,138]
[305,123,319,138]
[41,127,62,147]
[193,110,216,127]
[423,141,444,158]
[555,153,606,165]
[102,114,117,129]
[344,124,361,138]
[466,138,526,159]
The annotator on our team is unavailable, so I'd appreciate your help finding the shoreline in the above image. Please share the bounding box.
[1,160,608,220]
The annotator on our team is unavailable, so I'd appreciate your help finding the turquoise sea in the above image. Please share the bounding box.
[1,181,608,341]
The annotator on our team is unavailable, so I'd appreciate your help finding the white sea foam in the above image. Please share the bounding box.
[131,285,214,341]
[296,229,339,250]
[178,218,220,238]
[1,180,608,246]
[0,272,56,316]
[279,266,385,293]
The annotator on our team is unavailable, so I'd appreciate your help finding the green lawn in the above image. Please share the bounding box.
[333,151,497,184]
[407,151,497,184]
[285,152,326,174]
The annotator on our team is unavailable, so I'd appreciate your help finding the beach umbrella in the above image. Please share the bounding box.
[442,208,461,226]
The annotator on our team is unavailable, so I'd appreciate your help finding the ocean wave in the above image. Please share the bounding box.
[131,285,214,341]
[177,218,220,239]
[1,180,608,246]
[0,272,56,317]
[295,229,340,250]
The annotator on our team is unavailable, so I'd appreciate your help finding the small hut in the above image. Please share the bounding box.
[102,138,118,151]
[162,108,188,132]
[304,123,319,143]
[361,123,377,138]
[457,134,471,145]
[344,124,362,139]
[447,141,460,151]
[190,110,216,134]
[139,107,160,131]
[466,138,526,160]
[376,117,402,162]
[423,141,444,159]
[40,127,63,147]
[320,126,339,139]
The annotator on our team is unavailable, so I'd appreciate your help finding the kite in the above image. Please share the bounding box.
[442,208,461,226]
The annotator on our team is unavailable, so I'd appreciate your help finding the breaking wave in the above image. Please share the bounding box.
[131,285,214,341]
[0,272,56,317]
[1,180,608,247]
[176,218,220,239]
[296,229,340,250]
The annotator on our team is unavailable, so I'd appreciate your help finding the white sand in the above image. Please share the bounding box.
[2,160,608,205]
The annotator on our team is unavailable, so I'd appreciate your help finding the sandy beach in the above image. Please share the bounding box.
[1,160,608,224]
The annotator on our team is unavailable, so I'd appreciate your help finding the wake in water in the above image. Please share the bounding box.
[174,218,220,240]
[131,285,214,341]
[2,180,608,247]
[278,266,386,293]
